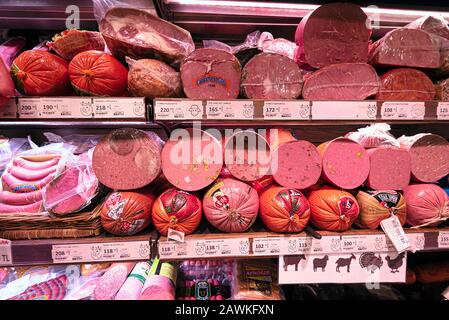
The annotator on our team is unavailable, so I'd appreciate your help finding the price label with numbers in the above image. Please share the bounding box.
[280,237,313,254]
[18,98,39,118]
[206,100,254,119]
[438,231,449,248]
[52,241,150,263]
[0,238,12,266]
[39,98,92,118]
[381,102,425,120]
[0,99,18,118]
[312,101,377,120]
[154,100,203,120]
[341,235,388,252]
[93,98,146,119]
[263,101,310,120]
[437,102,449,120]
[252,238,282,256]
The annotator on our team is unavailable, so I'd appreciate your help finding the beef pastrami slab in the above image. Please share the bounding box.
[376,68,435,101]
[241,53,303,99]
[294,2,371,69]
[317,138,370,189]
[99,7,195,65]
[180,48,241,99]
[93,129,163,190]
[369,28,440,69]
[365,148,411,190]
[272,140,322,190]
[399,133,449,183]
[302,63,380,100]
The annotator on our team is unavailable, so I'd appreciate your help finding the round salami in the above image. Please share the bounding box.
[100,191,155,236]
[308,187,360,232]
[203,178,259,233]
[259,186,310,233]
[152,188,202,236]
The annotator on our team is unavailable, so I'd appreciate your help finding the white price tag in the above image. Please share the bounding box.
[0,99,17,118]
[381,102,425,120]
[252,238,282,255]
[437,102,449,120]
[281,237,313,254]
[40,97,92,118]
[263,101,310,120]
[52,241,150,263]
[167,228,185,243]
[93,98,145,118]
[312,101,377,120]
[341,235,388,252]
[154,100,203,120]
[407,233,425,252]
[206,100,254,119]
[0,238,12,266]
[380,216,411,253]
[18,98,39,118]
[158,241,186,258]
[438,231,449,248]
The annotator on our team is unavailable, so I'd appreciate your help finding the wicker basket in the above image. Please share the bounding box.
[0,208,103,240]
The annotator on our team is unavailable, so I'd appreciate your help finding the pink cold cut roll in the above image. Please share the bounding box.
[161,128,223,191]
[13,157,60,170]
[93,262,135,300]
[403,184,449,227]
[399,134,449,183]
[0,190,43,205]
[8,165,57,181]
[0,200,42,213]
[271,140,322,190]
[203,178,259,233]
[317,138,370,190]
[140,275,175,300]
[365,147,411,190]
[2,172,55,193]
[115,262,151,300]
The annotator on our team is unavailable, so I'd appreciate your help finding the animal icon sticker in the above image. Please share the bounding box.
[335,254,356,272]
[385,252,406,273]
[312,255,329,272]
[359,252,383,273]
[283,255,306,271]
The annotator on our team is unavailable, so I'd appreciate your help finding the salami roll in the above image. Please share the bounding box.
[241,53,303,99]
[259,187,311,233]
[93,129,163,190]
[317,138,370,190]
[223,130,271,182]
[161,128,222,191]
[203,178,259,233]
[365,147,411,190]
[271,140,322,190]
[180,48,242,99]
[399,134,449,183]
[93,262,135,300]
[308,187,360,232]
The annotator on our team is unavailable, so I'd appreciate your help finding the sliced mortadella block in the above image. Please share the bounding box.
[317,138,370,189]
[223,130,271,182]
[161,128,223,191]
[92,129,163,190]
[365,148,411,190]
[399,133,449,183]
[272,140,322,190]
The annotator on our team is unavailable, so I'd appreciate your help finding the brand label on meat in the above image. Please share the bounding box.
[105,193,125,220]
[0,238,12,266]
[263,101,311,120]
[167,228,185,243]
[154,100,204,120]
[206,100,254,119]
[380,215,411,253]
[337,196,359,220]
[381,102,425,120]
[196,75,228,88]
[437,102,449,120]
[312,101,377,120]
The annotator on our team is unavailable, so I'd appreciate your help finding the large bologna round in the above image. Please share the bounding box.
[152,188,202,236]
[259,186,310,233]
[93,129,163,190]
[161,128,223,192]
[308,187,360,232]
[317,138,370,190]
[203,178,259,233]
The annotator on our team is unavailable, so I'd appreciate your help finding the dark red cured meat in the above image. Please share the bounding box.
[302,63,380,100]
[317,138,370,190]
[8,165,56,181]
[376,68,435,101]
[365,147,411,190]
[93,129,163,190]
[399,133,449,183]
[294,3,371,69]
[180,48,242,99]
[406,16,449,40]
[369,28,441,69]
[241,53,303,99]
[99,7,195,66]
[271,140,322,190]
[0,190,43,205]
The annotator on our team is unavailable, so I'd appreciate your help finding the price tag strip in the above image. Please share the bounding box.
[52,241,150,263]
[0,238,12,266]
[154,100,203,120]
[312,101,377,120]
[437,102,449,120]
[263,101,310,120]
[158,237,250,259]
[93,98,145,119]
[438,231,449,249]
[381,101,425,120]
[18,98,40,118]
[40,97,93,118]
[279,250,407,284]
[0,99,18,118]
[206,100,254,120]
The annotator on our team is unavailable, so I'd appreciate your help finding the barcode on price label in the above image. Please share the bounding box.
[437,102,449,120]
[206,101,254,119]
[380,215,411,253]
